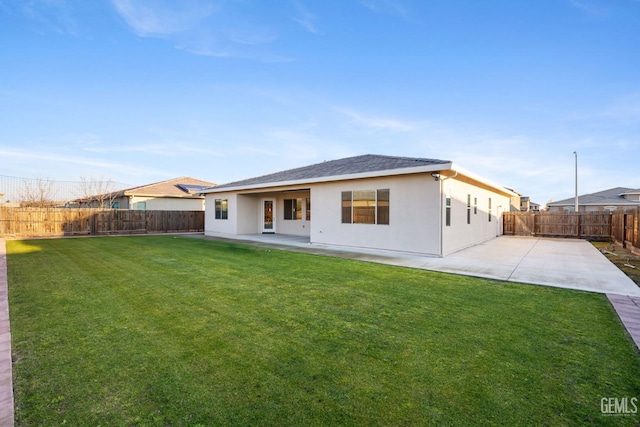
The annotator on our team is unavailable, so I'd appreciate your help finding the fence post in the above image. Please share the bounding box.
[576,213,581,238]
[631,208,640,249]
[609,213,613,242]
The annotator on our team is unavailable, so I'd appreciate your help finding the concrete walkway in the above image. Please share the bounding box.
[607,294,640,350]
[0,239,14,426]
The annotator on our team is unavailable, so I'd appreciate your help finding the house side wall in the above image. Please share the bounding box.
[129,196,205,211]
[310,174,441,255]
[205,192,239,234]
[441,178,510,256]
[236,194,261,234]
[112,196,129,209]
[274,191,311,237]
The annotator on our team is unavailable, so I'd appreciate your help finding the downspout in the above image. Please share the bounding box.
[436,171,458,257]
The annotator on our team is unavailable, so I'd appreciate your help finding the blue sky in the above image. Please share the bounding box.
[1,0,639,206]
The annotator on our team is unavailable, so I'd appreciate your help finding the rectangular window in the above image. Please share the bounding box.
[467,194,471,224]
[474,197,477,215]
[215,199,228,220]
[341,191,352,224]
[135,202,146,211]
[488,197,492,222]
[111,201,120,209]
[306,198,311,221]
[353,190,376,224]
[284,198,302,220]
[377,189,390,225]
[284,199,294,220]
[341,189,390,225]
[445,196,451,227]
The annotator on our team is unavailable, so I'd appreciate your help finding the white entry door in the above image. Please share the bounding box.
[262,199,276,233]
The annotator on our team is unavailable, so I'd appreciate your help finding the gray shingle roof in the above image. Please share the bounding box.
[548,187,640,206]
[212,154,450,189]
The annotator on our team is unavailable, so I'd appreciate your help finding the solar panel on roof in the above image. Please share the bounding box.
[177,184,211,194]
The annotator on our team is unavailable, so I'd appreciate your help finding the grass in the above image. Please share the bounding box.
[593,241,640,287]
[7,235,640,426]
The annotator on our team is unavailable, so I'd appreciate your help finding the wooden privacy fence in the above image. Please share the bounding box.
[0,208,204,238]
[611,208,640,255]
[503,212,613,240]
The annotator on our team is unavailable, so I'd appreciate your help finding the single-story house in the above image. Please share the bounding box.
[547,187,640,213]
[200,154,517,257]
[75,177,216,211]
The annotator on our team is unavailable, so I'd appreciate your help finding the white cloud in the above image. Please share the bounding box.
[82,143,220,157]
[336,107,415,132]
[359,0,408,18]
[4,0,79,35]
[601,93,640,123]
[568,0,606,16]
[291,1,320,34]
[110,0,299,61]
[0,146,166,180]
[111,0,216,36]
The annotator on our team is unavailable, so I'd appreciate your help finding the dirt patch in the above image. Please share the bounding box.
[593,242,640,287]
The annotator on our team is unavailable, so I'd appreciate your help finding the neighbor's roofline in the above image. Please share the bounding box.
[201,162,517,197]
[121,192,205,198]
[548,201,640,206]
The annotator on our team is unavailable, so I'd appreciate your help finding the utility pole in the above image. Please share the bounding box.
[573,151,578,213]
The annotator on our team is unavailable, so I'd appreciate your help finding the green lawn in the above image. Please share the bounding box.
[7,236,640,426]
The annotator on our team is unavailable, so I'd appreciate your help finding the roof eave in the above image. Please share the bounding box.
[201,162,454,194]
[449,164,519,198]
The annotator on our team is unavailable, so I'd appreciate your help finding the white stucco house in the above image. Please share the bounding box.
[200,154,517,257]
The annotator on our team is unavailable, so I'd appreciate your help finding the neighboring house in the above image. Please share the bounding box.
[504,188,523,212]
[76,177,216,211]
[520,196,540,212]
[200,154,517,257]
[547,187,640,213]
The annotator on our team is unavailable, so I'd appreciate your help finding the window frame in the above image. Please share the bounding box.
[445,196,451,227]
[341,189,390,225]
[215,198,228,220]
[341,191,352,224]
